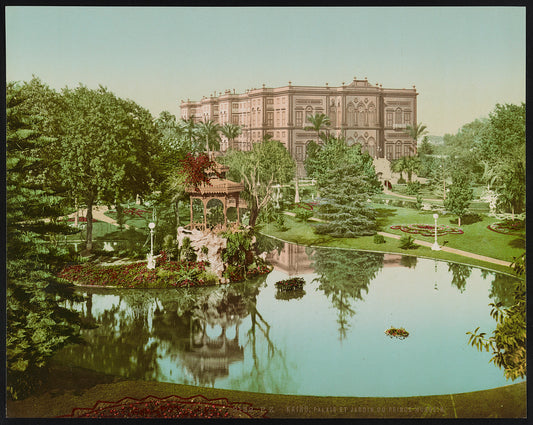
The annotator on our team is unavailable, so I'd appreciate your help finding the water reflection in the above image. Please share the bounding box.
[55,240,524,397]
[309,248,384,340]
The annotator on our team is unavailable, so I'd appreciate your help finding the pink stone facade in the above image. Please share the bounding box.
[180,78,418,175]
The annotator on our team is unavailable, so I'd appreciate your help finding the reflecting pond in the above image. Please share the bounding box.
[54,239,524,397]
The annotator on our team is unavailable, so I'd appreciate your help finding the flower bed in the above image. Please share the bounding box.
[275,277,305,292]
[390,224,464,237]
[122,208,151,217]
[385,327,410,339]
[487,220,525,236]
[246,265,273,279]
[59,257,209,289]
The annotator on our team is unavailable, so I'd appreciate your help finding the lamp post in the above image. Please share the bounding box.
[431,213,440,251]
[147,222,156,269]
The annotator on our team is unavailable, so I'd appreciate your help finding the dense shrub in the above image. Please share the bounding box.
[373,234,386,244]
[294,206,313,222]
[399,234,418,250]
[274,213,288,231]
[405,181,421,195]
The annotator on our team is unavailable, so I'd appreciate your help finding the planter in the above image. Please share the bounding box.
[275,277,305,292]
[385,327,410,339]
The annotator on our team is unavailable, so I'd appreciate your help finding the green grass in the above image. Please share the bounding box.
[260,205,524,275]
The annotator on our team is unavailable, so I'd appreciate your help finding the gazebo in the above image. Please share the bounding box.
[187,162,245,230]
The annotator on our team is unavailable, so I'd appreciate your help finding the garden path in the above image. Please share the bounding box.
[377,231,512,267]
[66,206,130,229]
[382,187,442,202]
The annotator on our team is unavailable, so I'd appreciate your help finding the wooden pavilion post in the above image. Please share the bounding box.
[223,197,228,229]
[189,197,194,229]
[236,195,240,226]
[202,199,208,230]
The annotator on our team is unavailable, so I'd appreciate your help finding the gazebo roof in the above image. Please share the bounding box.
[188,179,244,196]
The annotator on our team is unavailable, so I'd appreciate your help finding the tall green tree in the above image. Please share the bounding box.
[304,113,331,144]
[309,138,381,237]
[443,118,487,181]
[417,135,434,156]
[403,155,421,182]
[221,122,242,151]
[406,122,428,155]
[179,116,201,152]
[223,138,295,227]
[6,82,85,399]
[444,169,474,226]
[60,84,159,251]
[467,253,526,381]
[478,103,525,217]
[314,162,378,237]
[390,156,408,182]
[196,120,221,156]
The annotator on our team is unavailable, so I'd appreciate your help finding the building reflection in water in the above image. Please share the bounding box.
[265,242,313,276]
[179,289,249,386]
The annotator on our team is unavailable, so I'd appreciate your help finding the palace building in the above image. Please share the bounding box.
[180,77,418,176]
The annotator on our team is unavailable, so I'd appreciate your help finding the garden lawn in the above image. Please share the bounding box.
[260,206,523,275]
[374,204,525,261]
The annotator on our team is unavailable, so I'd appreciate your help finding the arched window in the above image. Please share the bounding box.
[395,141,402,159]
[395,108,402,125]
[367,137,376,157]
[357,103,365,127]
[305,106,313,124]
[386,144,393,160]
[368,103,376,126]
[329,106,337,127]
[347,103,356,126]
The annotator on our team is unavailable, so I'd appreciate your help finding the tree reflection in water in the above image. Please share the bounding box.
[54,273,293,393]
[309,248,384,340]
[448,263,472,293]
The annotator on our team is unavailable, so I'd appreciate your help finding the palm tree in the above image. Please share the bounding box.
[406,122,428,153]
[179,117,200,153]
[304,113,331,144]
[220,123,242,151]
[403,155,421,182]
[391,157,408,182]
[197,120,221,157]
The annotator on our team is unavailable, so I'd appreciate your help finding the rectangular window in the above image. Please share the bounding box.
[267,98,274,105]
[267,112,274,127]
[296,146,303,161]
[404,112,411,124]
[386,144,393,160]
[404,145,412,156]
[296,111,303,127]
[386,112,393,127]
[232,114,238,125]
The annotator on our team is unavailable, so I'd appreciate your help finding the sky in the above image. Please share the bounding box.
[6,6,526,136]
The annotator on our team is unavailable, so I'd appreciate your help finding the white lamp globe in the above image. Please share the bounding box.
[148,222,156,229]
